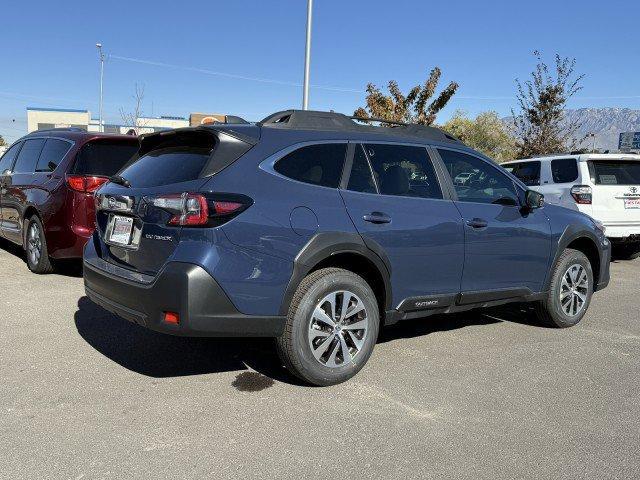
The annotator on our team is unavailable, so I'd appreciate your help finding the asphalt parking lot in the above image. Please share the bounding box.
[1,240,639,480]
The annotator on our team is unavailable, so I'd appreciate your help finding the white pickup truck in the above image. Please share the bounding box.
[503,153,640,259]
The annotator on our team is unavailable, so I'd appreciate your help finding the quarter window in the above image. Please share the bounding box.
[551,158,579,183]
[13,139,46,174]
[439,149,519,206]
[274,143,347,188]
[362,144,442,199]
[503,161,541,186]
[0,142,22,172]
[36,139,71,172]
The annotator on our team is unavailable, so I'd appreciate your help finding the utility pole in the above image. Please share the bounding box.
[302,0,313,110]
[96,43,105,132]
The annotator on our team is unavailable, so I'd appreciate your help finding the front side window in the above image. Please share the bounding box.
[551,158,578,183]
[274,143,347,188]
[13,138,46,174]
[503,161,541,186]
[36,139,72,172]
[0,142,22,172]
[439,149,519,206]
[362,144,442,199]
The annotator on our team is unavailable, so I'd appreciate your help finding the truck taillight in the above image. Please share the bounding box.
[67,175,109,193]
[570,185,592,204]
[149,193,250,227]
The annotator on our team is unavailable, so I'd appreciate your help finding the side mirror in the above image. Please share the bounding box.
[525,189,544,210]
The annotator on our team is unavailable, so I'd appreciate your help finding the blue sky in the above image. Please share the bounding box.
[1,0,639,142]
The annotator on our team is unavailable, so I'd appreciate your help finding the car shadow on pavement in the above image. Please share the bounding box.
[74,296,303,385]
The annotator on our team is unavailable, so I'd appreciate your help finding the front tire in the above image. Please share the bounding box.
[25,216,54,274]
[534,248,593,328]
[276,268,380,386]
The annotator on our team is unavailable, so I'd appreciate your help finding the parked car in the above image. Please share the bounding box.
[503,154,640,259]
[0,128,138,273]
[83,110,610,386]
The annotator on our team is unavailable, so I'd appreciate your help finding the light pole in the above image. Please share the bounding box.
[302,0,313,110]
[96,43,105,132]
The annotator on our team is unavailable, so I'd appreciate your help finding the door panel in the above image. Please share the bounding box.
[437,148,551,294]
[341,143,465,307]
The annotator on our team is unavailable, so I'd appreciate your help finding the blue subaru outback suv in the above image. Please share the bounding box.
[83,110,610,385]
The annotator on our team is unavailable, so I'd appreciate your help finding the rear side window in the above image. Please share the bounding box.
[274,143,347,188]
[551,158,578,183]
[363,144,442,199]
[0,142,22,172]
[347,145,377,193]
[72,141,138,176]
[36,139,71,172]
[589,160,640,185]
[503,161,541,186]
[118,146,211,187]
[13,138,46,173]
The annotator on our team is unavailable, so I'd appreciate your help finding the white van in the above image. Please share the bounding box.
[503,154,640,259]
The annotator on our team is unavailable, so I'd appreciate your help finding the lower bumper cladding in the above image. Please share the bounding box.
[83,255,286,337]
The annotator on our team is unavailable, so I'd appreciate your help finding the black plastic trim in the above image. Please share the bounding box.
[397,293,457,312]
[458,287,533,305]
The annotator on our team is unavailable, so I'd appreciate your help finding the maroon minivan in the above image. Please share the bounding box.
[0,128,138,273]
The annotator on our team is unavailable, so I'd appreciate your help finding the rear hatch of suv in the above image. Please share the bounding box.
[588,157,640,227]
[67,137,139,236]
[93,127,257,276]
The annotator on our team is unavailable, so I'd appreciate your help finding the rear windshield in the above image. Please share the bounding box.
[72,141,139,176]
[503,161,540,186]
[589,160,640,185]
[117,146,211,187]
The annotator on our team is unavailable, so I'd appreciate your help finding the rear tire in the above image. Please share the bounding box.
[25,216,55,274]
[534,248,593,328]
[276,268,380,386]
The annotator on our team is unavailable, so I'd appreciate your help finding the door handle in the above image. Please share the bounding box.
[466,218,488,229]
[363,212,392,224]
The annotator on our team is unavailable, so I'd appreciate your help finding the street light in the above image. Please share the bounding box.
[96,43,104,132]
[302,0,313,110]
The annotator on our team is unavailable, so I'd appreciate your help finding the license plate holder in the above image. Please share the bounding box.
[108,215,134,245]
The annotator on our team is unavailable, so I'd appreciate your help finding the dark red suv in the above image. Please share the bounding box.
[0,128,138,273]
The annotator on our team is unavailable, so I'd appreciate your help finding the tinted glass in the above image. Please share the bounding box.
[36,139,71,172]
[439,149,519,205]
[274,143,346,188]
[118,146,211,187]
[72,141,139,176]
[13,139,46,173]
[503,161,541,186]
[0,142,22,172]
[551,158,579,183]
[363,144,442,199]
[346,145,376,193]
[589,160,640,185]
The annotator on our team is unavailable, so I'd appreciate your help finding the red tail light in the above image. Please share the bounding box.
[149,193,250,227]
[67,175,109,193]
[570,185,592,204]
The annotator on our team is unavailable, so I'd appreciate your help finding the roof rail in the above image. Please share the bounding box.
[28,127,87,135]
[259,110,462,144]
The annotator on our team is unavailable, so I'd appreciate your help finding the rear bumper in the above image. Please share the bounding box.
[83,254,286,337]
[603,224,640,241]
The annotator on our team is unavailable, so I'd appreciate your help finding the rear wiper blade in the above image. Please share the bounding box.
[109,175,131,188]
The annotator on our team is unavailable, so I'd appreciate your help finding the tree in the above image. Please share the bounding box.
[354,67,458,125]
[512,51,585,158]
[119,83,146,134]
[442,110,516,162]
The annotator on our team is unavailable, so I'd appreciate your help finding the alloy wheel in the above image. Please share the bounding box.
[27,223,42,266]
[308,290,369,368]
[559,263,589,317]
